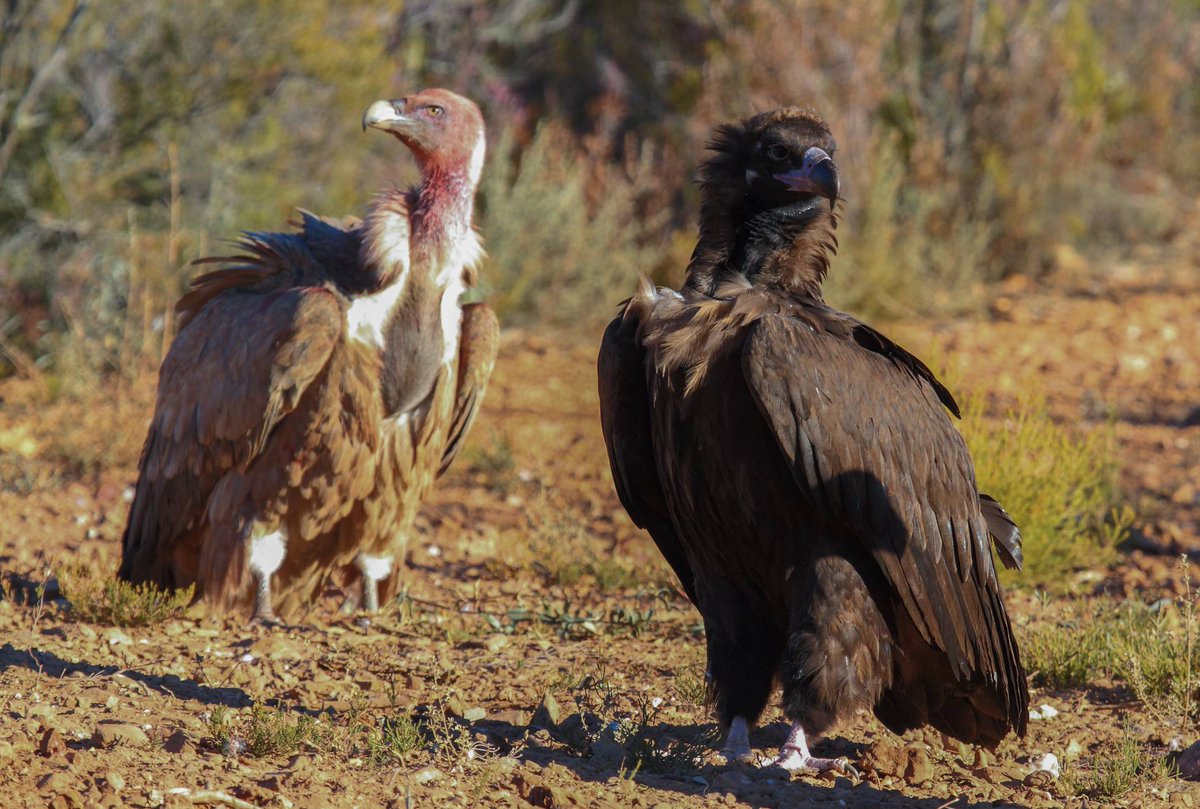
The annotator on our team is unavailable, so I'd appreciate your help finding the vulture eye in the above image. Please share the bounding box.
[426,105,444,118]
[765,143,789,161]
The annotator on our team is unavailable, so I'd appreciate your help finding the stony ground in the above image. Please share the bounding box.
[1,253,1198,808]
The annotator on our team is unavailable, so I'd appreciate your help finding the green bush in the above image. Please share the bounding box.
[961,389,1127,584]
[477,123,670,327]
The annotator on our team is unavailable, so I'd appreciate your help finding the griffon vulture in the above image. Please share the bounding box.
[598,107,1027,772]
[119,89,497,623]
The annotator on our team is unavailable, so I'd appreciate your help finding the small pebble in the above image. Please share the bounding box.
[1032,752,1060,778]
[1028,704,1059,720]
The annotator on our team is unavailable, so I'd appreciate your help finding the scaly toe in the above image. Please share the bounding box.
[772,747,855,775]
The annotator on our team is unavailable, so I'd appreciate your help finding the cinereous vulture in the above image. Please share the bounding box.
[598,107,1027,771]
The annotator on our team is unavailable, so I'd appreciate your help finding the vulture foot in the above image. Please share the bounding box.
[771,748,856,776]
[769,722,858,777]
[720,716,755,763]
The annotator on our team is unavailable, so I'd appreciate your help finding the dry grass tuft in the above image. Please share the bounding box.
[57,563,193,627]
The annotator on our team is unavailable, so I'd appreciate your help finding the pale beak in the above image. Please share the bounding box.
[362,99,410,134]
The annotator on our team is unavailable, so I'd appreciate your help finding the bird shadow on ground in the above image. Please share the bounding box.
[496,718,1005,809]
[0,642,252,708]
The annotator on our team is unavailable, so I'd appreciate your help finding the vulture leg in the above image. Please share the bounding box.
[356,553,393,613]
[722,716,754,762]
[252,571,279,625]
[777,552,890,765]
[249,529,286,625]
[772,722,856,775]
[702,580,784,741]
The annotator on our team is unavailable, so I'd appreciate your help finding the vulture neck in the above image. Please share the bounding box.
[408,161,481,281]
[685,199,837,301]
[348,156,481,408]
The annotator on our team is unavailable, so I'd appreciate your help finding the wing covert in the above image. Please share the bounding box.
[598,307,699,604]
[741,314,1022,708]
[120,285,347,581]
[438,302,499,476]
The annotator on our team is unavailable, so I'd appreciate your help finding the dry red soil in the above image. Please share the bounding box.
[0,256,1198,808]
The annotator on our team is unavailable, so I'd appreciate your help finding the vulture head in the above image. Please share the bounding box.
[363,88,486,185]
[688,107,841,295]
[706,107,839,214]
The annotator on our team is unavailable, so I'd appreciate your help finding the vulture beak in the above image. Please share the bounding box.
[773,147,839,207]
[362,98,413,135]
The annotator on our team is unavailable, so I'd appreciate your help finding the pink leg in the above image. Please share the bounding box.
[771,722,857,775]
[721,716,754,762]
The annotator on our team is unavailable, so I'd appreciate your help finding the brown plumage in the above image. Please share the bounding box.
[119,89,498,623]
[598,107,1027,771]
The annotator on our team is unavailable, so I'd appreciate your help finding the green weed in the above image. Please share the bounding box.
[58,565,193,627]
[245,705,332,758]
[961,388,1127,585]
[462,432,519,496]
[1024,585,1200,726]
[1063,731,1173,799]
[673,667,707,710]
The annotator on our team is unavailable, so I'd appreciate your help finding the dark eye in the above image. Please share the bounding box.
[765,143,789,161]
[426,105,444,117]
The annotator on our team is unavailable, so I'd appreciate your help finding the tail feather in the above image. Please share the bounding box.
[979,493,1023,571]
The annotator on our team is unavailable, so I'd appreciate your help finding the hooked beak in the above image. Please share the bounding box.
[773,146,839,207]
[362,98,413,135]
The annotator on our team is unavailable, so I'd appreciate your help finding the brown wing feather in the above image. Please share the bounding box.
[979,492,1023,571]
[438,302,499,476]
[118,282,348,593]
[598,306,699,605]
[742,313,1027,741]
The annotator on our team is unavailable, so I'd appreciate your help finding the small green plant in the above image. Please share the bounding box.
[364,713,423,765]
[245,705,331,758]
[463,432,518,495]
[673,667,707,709]
[1063,732,1172,799]
[1024,622,1106,691]
[204,706,232,751]
[424,698,496,768]
[618,694,712,775]
[961,389,1127,584]
[59,565,194,626]
[1023,583,1200,726]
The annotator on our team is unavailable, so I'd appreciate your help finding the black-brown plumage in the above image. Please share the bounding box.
[598,107,1027,770]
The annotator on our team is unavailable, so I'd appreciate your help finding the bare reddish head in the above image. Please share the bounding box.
[363,88,485,184]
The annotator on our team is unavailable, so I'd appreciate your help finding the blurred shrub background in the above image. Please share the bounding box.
[1,0,1197,385]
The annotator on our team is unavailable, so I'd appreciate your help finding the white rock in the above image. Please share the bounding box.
[1029,703,1059,720]
[1032,752,1061,779]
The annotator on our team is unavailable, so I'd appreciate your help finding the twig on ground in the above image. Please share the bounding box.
[165,788,265,809]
